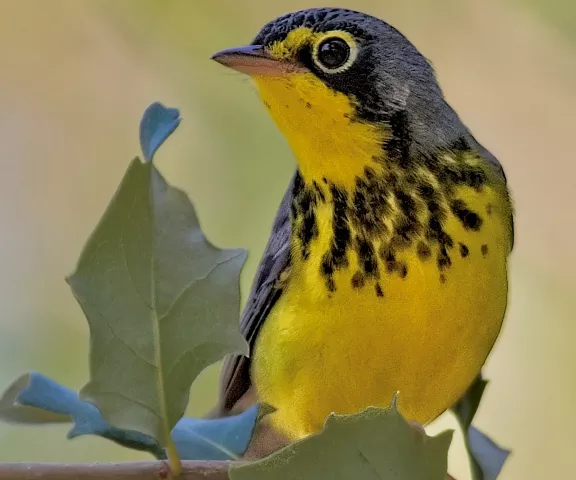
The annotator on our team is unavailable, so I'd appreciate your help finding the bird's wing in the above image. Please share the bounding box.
[216,173,294,415]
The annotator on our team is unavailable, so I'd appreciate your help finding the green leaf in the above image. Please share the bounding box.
[230,403,453,480]
[66,154,248,456]
[451,375,510,480]
[452,375,487,429]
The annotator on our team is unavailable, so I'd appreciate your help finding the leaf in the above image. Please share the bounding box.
[466,427,510,480]
[172,405,259,460]
[139,102,181,163]
[0,372,258,460]
[0,373,70,424]
[66,101,249,461]
[451,375,487,429]
[230,403,453,480]
[451,375,510,480]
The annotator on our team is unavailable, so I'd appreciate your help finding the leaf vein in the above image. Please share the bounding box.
[98,308,156,368]
[120,197,152,311]
[95,390,159,421]
[157,251,243,323]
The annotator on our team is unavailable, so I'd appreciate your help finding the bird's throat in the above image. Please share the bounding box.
[252,72,390,187]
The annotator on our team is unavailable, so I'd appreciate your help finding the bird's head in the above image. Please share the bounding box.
[212,8,464,184]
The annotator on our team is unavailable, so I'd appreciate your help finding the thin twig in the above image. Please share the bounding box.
[0,461,230,480]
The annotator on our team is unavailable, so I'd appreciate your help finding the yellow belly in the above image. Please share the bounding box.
[252,187,509,440]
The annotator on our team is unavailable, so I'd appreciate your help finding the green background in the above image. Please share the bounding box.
[0,1,574,479]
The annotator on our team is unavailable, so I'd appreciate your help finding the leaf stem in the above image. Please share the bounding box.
[166,437,182,477]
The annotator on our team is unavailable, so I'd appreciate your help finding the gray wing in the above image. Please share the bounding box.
[216,173,294,415]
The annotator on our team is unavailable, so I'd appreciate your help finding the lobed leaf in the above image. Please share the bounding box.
[230,401,453,480]
[66,103,248,453]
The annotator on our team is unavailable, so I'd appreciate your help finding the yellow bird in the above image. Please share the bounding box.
[211,8,513,442]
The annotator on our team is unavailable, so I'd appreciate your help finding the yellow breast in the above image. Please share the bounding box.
[253,176,511,440]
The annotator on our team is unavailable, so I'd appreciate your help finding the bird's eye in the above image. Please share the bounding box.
[313,36,357,74]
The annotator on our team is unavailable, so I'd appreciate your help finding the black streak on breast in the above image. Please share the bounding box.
[450,199,483,231]
[292,172,320,260]
[351,167,390,237]
[319,184,351,292]
[291,136,492,293]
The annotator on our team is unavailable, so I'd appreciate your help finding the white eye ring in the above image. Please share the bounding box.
[312,35,358,74]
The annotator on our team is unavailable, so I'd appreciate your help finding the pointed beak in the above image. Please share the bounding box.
[211,45,303,76]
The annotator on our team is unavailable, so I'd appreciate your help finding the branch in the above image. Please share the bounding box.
[0,461,458,480]
[0,461,231,480]
[0,460,462,480]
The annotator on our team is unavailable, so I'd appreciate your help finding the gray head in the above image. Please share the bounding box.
[213,8,470,159]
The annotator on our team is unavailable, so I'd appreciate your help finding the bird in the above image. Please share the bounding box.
[210,7,514,443]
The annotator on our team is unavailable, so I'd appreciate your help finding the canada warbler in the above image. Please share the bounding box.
[211,8,513,441]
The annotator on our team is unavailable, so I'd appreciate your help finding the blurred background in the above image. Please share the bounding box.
[0,0,574,478]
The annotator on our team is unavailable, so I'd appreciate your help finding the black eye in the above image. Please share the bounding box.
[316,37,351,70]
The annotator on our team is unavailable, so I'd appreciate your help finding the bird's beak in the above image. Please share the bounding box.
[211,45,302,76]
